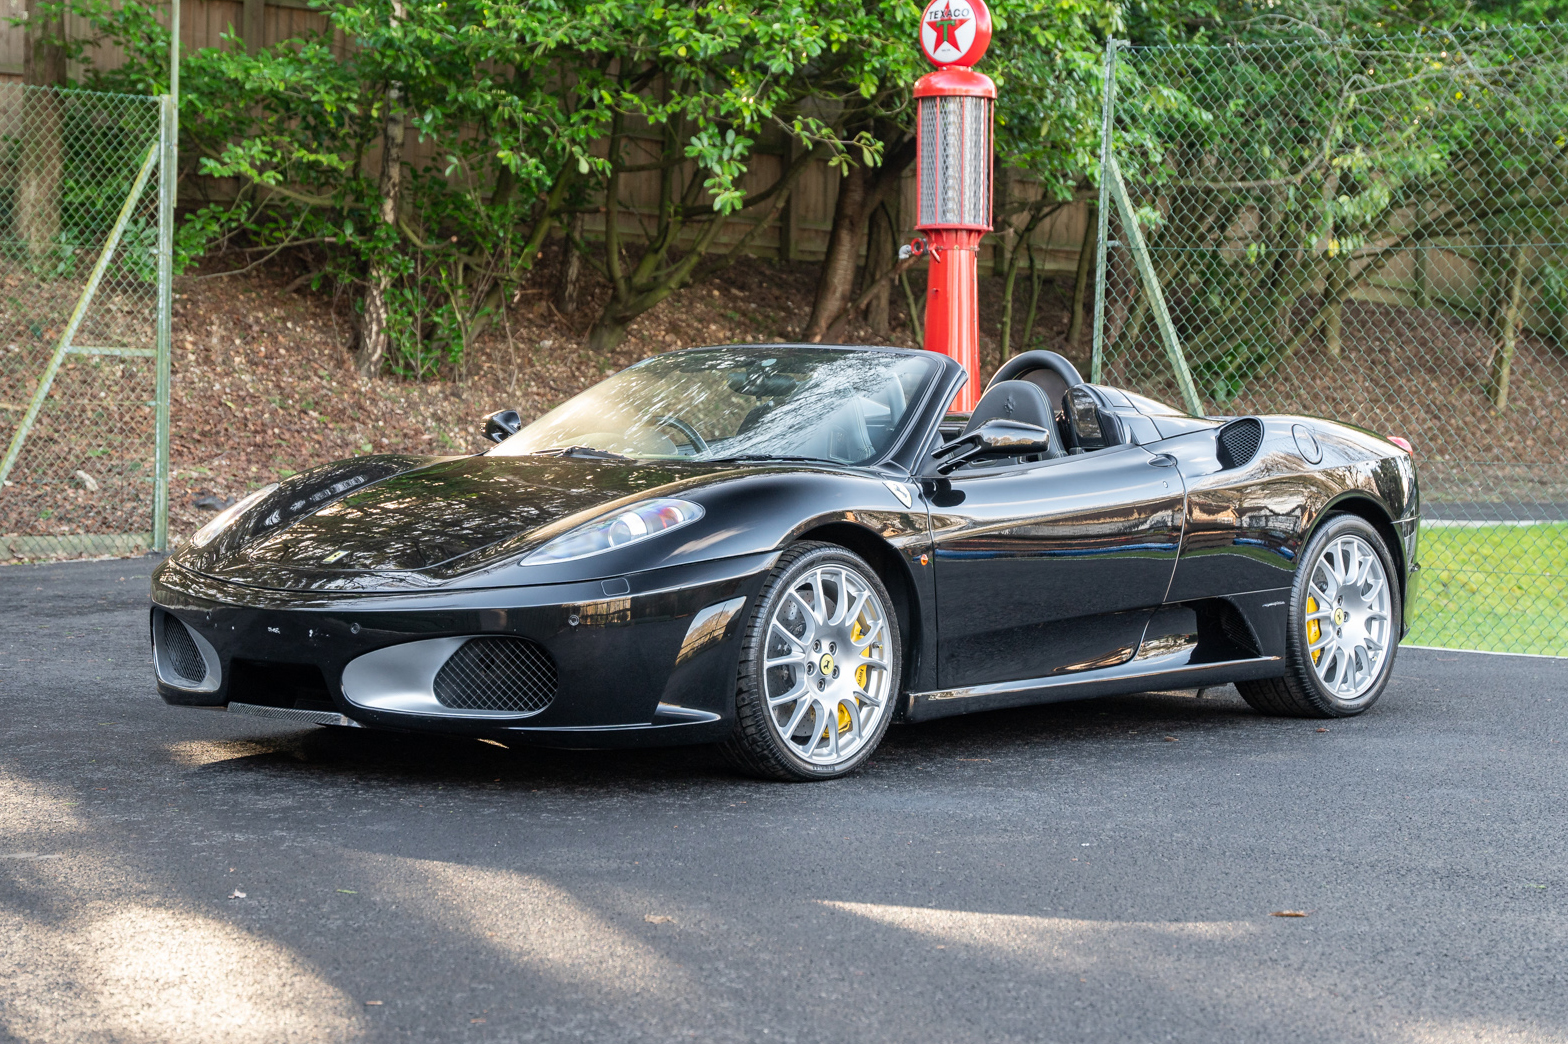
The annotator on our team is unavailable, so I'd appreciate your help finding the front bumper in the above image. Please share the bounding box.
[150,552,776,747]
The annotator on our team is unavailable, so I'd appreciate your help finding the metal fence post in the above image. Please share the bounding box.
[153,93,175,552]
[1091,38,1119,384]
[1105,155,1203,416]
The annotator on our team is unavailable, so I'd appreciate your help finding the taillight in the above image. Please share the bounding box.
[1387,436,1413,453]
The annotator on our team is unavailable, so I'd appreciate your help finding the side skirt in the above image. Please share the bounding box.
[903,652,1283,722]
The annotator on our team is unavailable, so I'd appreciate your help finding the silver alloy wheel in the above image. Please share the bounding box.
[762,563,894,767]
[1304,532,1391,700]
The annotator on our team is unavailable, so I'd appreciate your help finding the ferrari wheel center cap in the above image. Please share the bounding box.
[1332,607,1348,626]
[819,652,836,676]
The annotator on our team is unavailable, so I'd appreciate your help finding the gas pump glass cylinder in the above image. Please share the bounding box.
[917,93,993,228]
[914,65,995,412]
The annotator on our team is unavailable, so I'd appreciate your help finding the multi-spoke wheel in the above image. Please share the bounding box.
[722,542,901,780]
[1238,514,1403,718]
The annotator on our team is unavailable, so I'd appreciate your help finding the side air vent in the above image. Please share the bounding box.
[433,637,557,714]
[1216,417,1264,470]
[1218,603,1262,658]
[1192,599,1262,661]
[160,613,209,685]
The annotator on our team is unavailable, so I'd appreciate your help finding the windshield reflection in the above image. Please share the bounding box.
[489,347,940,466]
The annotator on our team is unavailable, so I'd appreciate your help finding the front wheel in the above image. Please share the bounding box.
[1238,513,1402,718]
[721,543,901,781]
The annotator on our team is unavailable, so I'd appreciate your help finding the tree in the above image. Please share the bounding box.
[987,0,1119,358]
[18,0,68,262]
[800,0,1118,347]
[1106,9,1568,403]
[569,0,897,351]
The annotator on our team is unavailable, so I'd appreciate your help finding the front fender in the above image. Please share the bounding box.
[450,469,932,589]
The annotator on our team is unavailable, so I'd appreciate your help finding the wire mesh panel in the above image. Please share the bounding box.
[917,94,993,228]
[1097,25,1568,656]
[0,84,165,561]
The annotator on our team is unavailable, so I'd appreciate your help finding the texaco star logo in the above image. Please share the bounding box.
[919,0,991,68]
[927,2,970,53]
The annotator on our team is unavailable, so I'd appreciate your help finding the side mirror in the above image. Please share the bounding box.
[932,419,1054,474]
[483,408,522,444]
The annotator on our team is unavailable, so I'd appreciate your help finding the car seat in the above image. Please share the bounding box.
[955,380,1067,464]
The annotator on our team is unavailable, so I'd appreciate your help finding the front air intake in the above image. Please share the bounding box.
[160,613,208,685]
[1216,418,1264,470]
[433,637,557,714]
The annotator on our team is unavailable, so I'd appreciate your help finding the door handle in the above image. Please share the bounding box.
[1148,453,1178,467]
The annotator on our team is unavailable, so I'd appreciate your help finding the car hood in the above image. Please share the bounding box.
[181,454,708,591]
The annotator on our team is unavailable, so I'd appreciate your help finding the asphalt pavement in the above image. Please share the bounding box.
[1,557,1565,1044]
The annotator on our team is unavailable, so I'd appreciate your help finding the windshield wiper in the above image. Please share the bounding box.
[527,446,635,462]
[704,453,841,465]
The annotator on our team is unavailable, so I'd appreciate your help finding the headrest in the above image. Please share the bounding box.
[962,380,1055,437]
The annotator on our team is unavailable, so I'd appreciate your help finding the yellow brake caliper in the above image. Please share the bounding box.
[835,619,870,734]
[1306,595,1322,663]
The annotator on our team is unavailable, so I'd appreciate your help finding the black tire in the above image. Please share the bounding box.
[720,542,902,781]
[1238,513,1402,718]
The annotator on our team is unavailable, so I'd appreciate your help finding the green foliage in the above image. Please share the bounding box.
[58,0,1561,389]
[990,0,1123,199]
[1107,17,1568,402]
[60,0,942,373]
[0,80,160,275]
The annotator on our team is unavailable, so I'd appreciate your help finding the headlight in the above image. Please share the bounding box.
[190,483,278,548]
[526,498,704,564]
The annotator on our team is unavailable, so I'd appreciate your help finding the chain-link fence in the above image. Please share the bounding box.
[1094,24,1568,656]
[0,84,173,561]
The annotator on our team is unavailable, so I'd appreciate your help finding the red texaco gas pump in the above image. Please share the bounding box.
[914,0,993,412]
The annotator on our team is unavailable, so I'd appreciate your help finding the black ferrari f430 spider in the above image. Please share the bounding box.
[151,345,1419,780]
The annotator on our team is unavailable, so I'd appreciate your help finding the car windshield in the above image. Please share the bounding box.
[489,346,942,465]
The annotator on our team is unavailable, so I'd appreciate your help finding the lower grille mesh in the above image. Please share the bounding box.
[433,637,557,714]
[161,614,207,684]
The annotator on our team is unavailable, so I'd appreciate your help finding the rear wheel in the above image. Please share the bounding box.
[721,543,901,781]
[1237,514,1402,718]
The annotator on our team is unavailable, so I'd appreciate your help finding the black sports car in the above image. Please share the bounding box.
[150,345,1419,780]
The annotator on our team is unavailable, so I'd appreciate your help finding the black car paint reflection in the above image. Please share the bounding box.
[149,344,1419,748]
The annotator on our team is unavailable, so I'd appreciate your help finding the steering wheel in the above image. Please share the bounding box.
[653,415,709,455]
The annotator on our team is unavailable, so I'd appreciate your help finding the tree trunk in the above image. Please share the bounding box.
[863,204,893,336]
[19,0,67,262]
[1020,246,1042,355]
[355,75,407,380]
[584,123,809,353]
[1066,205,1096,345]
[994,164,1015,278]
[803,135,917,343]
[900,269,923,343]
[587,317,628,353]
[555,212,584,315]
[998,240,1022,361]
[1323,258,1348,357]
[803,163,866,342]
[996,202,1061,360]
[1487,245,1527,411]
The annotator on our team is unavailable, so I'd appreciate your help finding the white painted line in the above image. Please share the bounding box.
[1404,645,1568,662]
